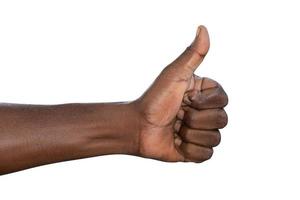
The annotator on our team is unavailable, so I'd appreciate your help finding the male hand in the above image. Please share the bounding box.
[134,26,228,162]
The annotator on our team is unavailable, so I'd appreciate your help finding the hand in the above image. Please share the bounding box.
[133,26,228,162]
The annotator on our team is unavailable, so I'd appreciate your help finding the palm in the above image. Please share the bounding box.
[138,74,195,161]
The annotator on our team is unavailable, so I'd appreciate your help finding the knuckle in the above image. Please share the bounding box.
[202,148,214,161]
[215,91,228,107]
[216,109,228,128]
[210,131,221,147]
[210,85,228,107]
[202,77,219,89]
[218,88,229,107]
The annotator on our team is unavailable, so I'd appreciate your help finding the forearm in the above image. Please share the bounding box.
[0,102,140,175]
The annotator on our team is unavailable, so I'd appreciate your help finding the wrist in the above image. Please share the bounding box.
[81,102,141,157]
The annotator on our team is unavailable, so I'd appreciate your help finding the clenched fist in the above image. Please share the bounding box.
[133,26,228,162]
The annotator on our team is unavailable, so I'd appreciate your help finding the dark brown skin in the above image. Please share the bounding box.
[0,25,228,175]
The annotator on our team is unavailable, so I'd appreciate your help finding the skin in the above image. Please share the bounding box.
[0,25,228,175]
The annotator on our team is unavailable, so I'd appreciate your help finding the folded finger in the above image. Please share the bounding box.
[179,142,213,162]
[185,86,228,109]
[183,107,228,129]
[179,125,221,147]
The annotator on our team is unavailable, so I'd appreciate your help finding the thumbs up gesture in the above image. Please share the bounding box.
[133,26,228,162]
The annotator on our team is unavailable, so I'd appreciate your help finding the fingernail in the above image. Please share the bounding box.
[196,26,202,37]
[190,25,202,46]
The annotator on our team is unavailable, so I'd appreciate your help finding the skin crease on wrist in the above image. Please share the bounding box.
[0,25,228,175]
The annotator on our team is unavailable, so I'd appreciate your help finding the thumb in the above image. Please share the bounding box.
[139,26,210,110]
[167,25,210,80]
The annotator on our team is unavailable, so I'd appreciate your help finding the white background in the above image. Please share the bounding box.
[0,0,299,199]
